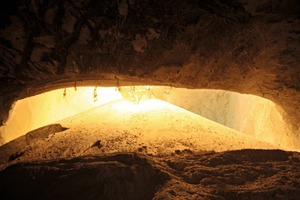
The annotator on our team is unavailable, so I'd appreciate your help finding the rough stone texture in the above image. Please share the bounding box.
[0,0,299,138]
[0,124,67,164]
[0,153,169,200]
[0,150,300,200]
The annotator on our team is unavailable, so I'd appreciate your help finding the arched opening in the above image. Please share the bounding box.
[0,86,297,152]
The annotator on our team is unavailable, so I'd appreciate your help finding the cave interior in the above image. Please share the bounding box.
[0,0,300,199]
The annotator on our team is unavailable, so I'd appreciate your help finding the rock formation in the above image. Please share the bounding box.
[1,0,299,145]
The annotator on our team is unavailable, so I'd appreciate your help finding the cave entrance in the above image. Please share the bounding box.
[0,86,293,151]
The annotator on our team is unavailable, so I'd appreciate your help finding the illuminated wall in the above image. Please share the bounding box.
[152,87,298,150]
[0,87,122,143]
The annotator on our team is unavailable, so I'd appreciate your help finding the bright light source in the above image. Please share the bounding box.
[118,86,154,104]
[110,99,172,112]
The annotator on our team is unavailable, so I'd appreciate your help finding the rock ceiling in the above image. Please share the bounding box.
[0,0,299,141]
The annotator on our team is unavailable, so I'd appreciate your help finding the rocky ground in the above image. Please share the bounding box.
[0,150,300,200]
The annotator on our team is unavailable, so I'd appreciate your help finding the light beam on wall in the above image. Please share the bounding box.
[0,86,297,151]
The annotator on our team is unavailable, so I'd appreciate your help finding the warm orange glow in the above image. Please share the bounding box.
[0,86,297,152]
[152,87,297,150]
[1,87,123,143]
[118,86,153,104]
[111,98,179,112]
[54,98,276,154]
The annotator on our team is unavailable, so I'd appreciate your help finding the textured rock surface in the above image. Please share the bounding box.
[0,124,67,164]
[0,0,299,140]
[0,153,169,200]
[0,150,300,200]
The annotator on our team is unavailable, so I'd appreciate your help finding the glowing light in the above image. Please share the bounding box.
[0,86,296,152]
[111,98,170,112]
[118,86,154,104]
[1,87,123,143]
[59,97,277,154]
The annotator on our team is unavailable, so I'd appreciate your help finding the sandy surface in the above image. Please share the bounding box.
[0,99,276,165]
[0,99,299,199]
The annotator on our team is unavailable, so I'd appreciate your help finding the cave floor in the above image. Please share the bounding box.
[0,99,299,199]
